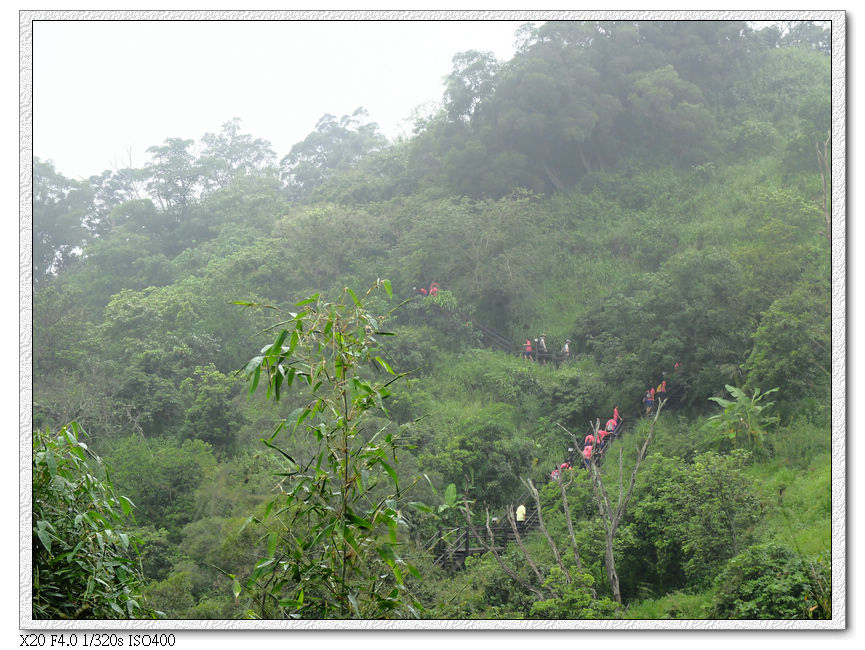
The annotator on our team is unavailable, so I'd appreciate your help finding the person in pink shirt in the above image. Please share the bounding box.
[598,428,610,449]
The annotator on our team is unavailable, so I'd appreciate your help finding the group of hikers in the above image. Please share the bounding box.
[550,405,624,479]
[411,287,679,476]
[523,335,571,365]
[549,368,677,479]
[642,363,681,414]
[414,281,440,297]
[642,378,669,415]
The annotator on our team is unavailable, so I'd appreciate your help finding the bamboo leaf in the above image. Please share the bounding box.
[375,356,395,375]
[249,365,261,395]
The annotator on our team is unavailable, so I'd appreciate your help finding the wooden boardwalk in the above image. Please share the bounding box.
[431,506,540,570]
[428,420,632,571]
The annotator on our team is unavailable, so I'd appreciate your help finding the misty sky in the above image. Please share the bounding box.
[32,18,530,180]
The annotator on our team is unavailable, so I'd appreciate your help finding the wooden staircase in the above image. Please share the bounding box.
[431,503,541,570]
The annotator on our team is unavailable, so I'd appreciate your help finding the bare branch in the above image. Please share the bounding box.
[463,498,546,599]
[588,418,614,523]
[587,400,665,602]
[557,474,583,570]
[525,478,569,582]
[483,507,496,546]
[555,421,581,450]
[613,398,665,529]
[506,506,546,585]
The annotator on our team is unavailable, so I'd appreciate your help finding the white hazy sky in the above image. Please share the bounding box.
[33,18,531,180]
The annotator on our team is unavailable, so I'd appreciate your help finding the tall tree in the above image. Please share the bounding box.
[443,50,500,125]
[33,158,90,286]
[625,64,718,164]
[145,137,201,216]
[485,45,622,189]
[280,108,387,202]
[198,118,277,191]
[83,167,147,237]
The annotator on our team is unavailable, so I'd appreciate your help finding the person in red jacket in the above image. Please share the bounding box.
[429,282,439,296]
[584,432,595,446]
[523,338,533,361]
[582,445,593,468]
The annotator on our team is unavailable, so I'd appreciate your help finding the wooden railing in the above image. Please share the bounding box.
[431,505,541,570]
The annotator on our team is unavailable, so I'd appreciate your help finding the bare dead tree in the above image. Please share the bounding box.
[588,400,665,603]
[553,421,586,571]
[462,498,547,599]
[506,506,546,585]
[452,404,653,606]
[524,478,570,583]
[557,471,584,571]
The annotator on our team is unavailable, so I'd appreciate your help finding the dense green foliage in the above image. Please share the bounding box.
[32,424,155,619]
[234,282,424,619]
[710,543,831,619]
[31,20,833,621]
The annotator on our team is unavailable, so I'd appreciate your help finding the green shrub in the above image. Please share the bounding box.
[530,567,621,619]
[624,450,761,594]
[625,590,713,619]
[710,543,830,619]
[32,423,155,619]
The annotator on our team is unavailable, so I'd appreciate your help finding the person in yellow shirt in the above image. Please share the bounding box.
[656,379,667,404]
[515,503,527,534]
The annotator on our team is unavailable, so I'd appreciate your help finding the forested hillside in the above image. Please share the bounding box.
[31,20,833,622]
